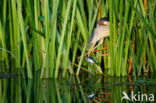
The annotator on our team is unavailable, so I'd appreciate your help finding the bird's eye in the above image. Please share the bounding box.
[103,22,109,26]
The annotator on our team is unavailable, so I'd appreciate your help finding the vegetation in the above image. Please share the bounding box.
[0,0,155,78]
[0,74,156,103]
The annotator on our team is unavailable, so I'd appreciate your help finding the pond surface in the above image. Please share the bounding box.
[0,71,156,103]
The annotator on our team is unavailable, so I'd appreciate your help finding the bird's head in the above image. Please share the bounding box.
[97,17,110,27]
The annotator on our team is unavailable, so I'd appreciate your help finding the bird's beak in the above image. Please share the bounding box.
[88,43,94,57]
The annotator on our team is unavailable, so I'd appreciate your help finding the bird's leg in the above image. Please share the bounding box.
[93,39,103,50]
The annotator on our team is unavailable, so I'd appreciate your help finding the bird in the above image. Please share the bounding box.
[88,17,110,56]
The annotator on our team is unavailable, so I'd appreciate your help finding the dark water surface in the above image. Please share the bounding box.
[0,71,156,103]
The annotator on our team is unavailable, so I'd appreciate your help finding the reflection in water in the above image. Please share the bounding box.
[0,72,155,103]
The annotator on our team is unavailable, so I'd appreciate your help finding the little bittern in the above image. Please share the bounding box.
[88,17,110,56]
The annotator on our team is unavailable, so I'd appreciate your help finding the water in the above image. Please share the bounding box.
[0,71,156,103]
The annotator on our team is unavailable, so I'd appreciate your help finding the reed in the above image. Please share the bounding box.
[63,0,77,77]
[0,0,155,78]
[33,0,41,70]
[0,22,9,68]
[76,41,87,75]
[55,0,73,78]
[108,0,114,76]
